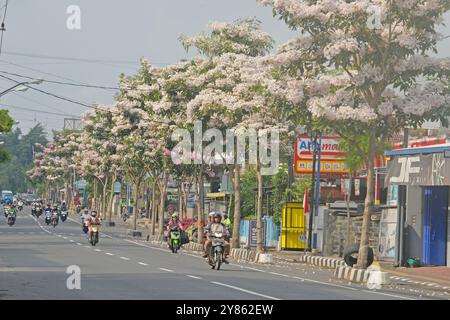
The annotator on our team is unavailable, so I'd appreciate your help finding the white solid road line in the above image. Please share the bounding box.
[211,281,281,300]
[120,256,130,261]
[186,275,202,280]
[159,268,174,272]
[364,290,416,300]
[292,276,359,291]
[138,262,148,266]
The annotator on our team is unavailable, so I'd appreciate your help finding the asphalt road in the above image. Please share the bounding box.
[0,207,441,300]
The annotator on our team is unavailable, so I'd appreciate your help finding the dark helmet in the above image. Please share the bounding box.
[91,211,97,217]
[213,212,222,219]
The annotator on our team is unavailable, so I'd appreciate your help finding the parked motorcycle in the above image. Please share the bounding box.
[208,232,225,270]
[169,226,181,253]
[89,224,99,246]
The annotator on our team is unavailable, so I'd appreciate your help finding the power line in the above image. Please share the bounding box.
[0,59,93,85]
[0,73,94,108]
[0,70,119,90]
[1,103,80,118]
[1,50,170,66]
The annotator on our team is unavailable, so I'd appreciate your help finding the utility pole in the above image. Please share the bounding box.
[313,133,322,250]
[396,128,408,266]
[308,132,317,252]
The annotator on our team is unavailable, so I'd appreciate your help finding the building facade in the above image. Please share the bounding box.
[385,145,450,267]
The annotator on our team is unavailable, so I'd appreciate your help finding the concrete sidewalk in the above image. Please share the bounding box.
[377,260,450,294]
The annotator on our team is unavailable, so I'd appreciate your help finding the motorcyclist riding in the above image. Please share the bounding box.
[203,212,230,263]
[85,211,101,237]
[166,213,184,241]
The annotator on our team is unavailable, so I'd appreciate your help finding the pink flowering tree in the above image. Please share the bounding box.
[78,106,123,221]
[260,0,450,267]
[180,19,294,252]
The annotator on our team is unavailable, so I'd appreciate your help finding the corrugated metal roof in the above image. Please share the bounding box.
[385,144,450,156]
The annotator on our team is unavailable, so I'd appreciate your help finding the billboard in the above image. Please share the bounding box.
[294,136,349,174]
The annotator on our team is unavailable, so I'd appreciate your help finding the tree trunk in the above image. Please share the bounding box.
[157,172,169,237]
[356,132,376,269]
[196,168,204,245]
[102,176,109,220]
[133,180,141,231]
[145,180,151,220]
[256,161,264,254]
[107,172,117,224]
[151,179,157,236]
[232,165,241,249]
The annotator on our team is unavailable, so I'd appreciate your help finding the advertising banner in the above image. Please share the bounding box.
[294,136,350,174]
[386,153,450,186]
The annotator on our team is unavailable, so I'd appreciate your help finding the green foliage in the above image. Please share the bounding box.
[0,123,48,193]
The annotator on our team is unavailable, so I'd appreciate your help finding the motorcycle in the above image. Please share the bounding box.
[7,214,15,226]
[44,209,52,225]
[208,232,225,270]
[51,214,58,228]
[89,224,99,246]
[169,226,181,253]
[35,206,43,218]
[60,210,68,222]
[4,207,10,218]
[18,205,23,212]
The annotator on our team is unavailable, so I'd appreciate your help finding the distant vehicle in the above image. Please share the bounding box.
[1,190,14,204]
[23,193,36,205]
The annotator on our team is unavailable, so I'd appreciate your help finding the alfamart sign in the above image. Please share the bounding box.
[295,136,349,174]
[386,153,450,186]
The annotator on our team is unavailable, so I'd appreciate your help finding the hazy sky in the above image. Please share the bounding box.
[0,0,448,135]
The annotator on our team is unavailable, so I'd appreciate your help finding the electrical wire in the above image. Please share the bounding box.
[1,103,80,118]
[0,0,8,55]
[0,59,94,85]
[0,73,94,108]
[0,70,119,90]
[1,50,170,66]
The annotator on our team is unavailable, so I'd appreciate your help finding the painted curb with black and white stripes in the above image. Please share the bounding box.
[297,255,346,269]
[334,265,373,283]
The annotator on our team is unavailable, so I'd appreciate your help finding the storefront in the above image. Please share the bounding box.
[385,145,450,267]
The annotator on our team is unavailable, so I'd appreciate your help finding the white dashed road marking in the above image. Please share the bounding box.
[159,268,174,272]
[186,275,202,280]
[138,262,148,266]
[105,253,114,256]
[120,256,130,261]
[211,281,280,300]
